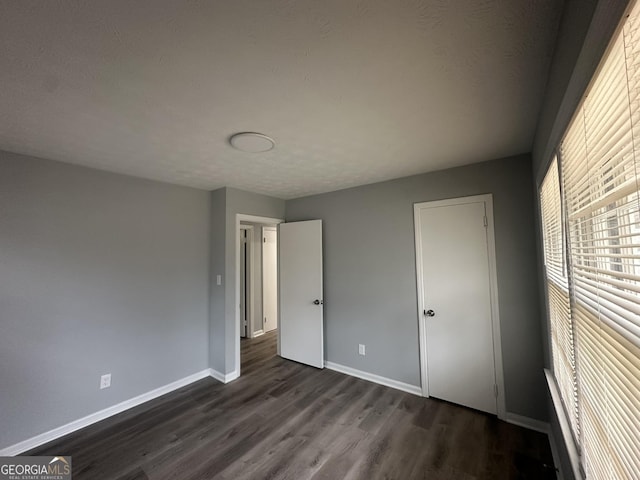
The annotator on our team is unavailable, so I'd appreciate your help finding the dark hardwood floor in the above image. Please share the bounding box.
[29,331,557,479]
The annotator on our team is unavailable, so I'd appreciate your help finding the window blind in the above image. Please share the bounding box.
[552,1,640,477]
[541,158,567,284]
[540,158,581,443]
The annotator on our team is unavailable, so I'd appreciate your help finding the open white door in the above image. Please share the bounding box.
[279,220,324,368]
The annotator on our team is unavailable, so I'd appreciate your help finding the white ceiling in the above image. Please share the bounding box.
[0,0,562,199]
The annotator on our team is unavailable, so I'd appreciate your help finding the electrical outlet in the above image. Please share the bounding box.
[100,373,111,389]
[216,274,222,286]
[358,344,366,356]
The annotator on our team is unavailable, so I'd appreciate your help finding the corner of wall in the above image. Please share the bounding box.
[210,187,286,376]
[208,188,227,373]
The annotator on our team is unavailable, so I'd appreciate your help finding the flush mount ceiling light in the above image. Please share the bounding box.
[229,132,275,153]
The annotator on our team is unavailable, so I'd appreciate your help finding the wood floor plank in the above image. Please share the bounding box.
[28,331,557,479]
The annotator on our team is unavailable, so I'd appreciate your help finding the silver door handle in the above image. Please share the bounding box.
[313,299,324,305]
[424,309,435,317]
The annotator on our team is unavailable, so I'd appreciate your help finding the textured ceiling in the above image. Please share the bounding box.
[0,0,562,199]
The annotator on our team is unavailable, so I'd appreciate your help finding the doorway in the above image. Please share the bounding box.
[235,214,284,377]
[414,194,505,417]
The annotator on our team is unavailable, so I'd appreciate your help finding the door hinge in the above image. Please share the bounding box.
[494,384,498,397]
[483,215,488,227]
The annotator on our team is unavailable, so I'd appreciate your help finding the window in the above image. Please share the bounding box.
[540,157,579,443]
[541,1,640,478]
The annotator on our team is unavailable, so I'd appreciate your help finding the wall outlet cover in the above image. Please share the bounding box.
[100,373,112,389]
[358,344,366,355]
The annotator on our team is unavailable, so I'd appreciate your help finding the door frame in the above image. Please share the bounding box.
[235,214,284,377]
[413,194,506,419]
[262,226,278,335]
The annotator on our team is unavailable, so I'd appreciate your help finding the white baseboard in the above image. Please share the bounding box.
[209,368,239,384]
[209,368,225,383]
[252,330,264,338]
[0,369,212,456]
[504,412,550,434]
[324,361,422,396]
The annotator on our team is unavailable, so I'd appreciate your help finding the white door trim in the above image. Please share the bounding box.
[262,226,278,334]
[235,214,284,378]
[413,194,506,419]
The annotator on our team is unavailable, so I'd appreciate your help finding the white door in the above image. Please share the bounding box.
[262,227,278,333]
[279,220,324,368]
[415,197,499,414]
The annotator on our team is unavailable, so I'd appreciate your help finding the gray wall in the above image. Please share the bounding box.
[286,154,546,420]
[208,187,285,375]
[0,151,211,451]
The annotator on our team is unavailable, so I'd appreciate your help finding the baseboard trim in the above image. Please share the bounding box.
[0,369,212,456]
[209,368,239,384]
[209,368,225,383]
[504,412,550,434]
[225,370,240,382]
[252,330,265,338]
[324,361,421,396]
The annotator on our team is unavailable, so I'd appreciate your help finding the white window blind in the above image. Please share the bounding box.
[547,1,640,478]
[540,158,580,443]
[541,157,568,285]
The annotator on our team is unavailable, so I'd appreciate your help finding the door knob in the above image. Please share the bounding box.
[424,309,435,317]
[313,299,324,305]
